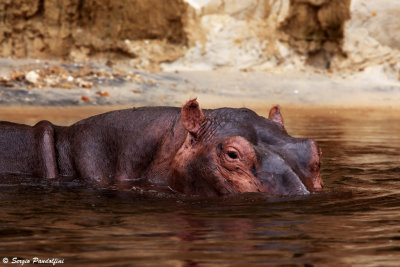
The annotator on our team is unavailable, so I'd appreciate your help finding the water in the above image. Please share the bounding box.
[1,107,400,266]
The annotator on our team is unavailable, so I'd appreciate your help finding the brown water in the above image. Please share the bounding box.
[1,107,400,266]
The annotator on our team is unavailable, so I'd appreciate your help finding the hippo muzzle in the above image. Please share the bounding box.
[255,148,310,196]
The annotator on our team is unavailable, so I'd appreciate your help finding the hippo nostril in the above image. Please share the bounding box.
[311,176,324,191]
[314,182,322,190]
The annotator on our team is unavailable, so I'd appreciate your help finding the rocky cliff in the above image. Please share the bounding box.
[0,0,399,77]
[0,0,187,68]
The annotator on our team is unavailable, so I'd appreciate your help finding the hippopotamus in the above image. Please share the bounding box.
[0,99,323,196]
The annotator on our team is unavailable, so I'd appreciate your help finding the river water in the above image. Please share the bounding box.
[0,107,399,266]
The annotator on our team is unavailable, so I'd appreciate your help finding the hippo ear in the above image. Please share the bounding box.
[181,98,205,135]
[268,105,285,128]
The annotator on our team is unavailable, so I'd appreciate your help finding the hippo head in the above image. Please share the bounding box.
[169,99,323,197]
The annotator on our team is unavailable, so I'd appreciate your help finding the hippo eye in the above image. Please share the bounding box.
[227,151,238,159]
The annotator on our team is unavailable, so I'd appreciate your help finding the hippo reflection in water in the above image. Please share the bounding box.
[0,99,323,196]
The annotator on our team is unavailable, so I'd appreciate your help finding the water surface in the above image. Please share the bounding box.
[1,107,400,266]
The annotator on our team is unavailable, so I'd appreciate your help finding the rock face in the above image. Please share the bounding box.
[164,0,353,71]
[0,0,399,76]
[0,0,187,62]
[165,0,400,76]
[280,0,351,68]
[333,0,400,73]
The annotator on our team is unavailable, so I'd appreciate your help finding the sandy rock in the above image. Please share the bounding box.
[0,0,187,61]
[297,0,328,6]
[332,0,400,77]
[1,0,399,80]
[164,0,351,71]
[25,71,39,84]
[165,0,285,71]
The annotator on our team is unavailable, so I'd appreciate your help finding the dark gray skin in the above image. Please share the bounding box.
[0,99,323,196]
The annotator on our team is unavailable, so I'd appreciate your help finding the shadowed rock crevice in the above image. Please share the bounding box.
[280,0,351,69]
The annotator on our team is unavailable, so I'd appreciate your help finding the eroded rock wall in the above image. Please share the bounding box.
[333,0,400,75]
[280,0,350,68]
[164,0,352,71]
[1,0,399,77]
[0,0,187,61]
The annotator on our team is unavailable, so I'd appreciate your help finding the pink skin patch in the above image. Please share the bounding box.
[308,140,324,190]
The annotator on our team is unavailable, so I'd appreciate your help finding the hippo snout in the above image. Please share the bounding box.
[258,171,310,196]
[256,149,310,196]
[310,175,324,191]
[306,138,324,191]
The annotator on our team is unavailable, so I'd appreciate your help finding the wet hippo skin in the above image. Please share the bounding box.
[0,99,323,196]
